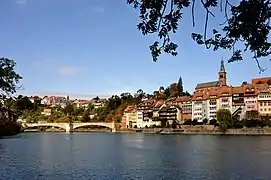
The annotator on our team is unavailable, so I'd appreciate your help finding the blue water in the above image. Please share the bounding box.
[1,133,271,180]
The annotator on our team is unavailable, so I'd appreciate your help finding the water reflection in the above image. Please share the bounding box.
[1,133,271,179]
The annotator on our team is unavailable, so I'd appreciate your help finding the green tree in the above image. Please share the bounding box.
[16,96,34,111]
[127,0,271,72]
[74,106,85,116]
[0,58,22,99]
[244,110,260,121]
[177,76,183,95]
[82,109,90,122]
[169,83,179,97]
[203,118,208,125]
[3,98,18,121]
[216,109,232,132]
[64,103,74,115]
[209,119,217,125]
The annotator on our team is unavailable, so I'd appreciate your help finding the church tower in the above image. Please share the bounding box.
[218,59,227,86]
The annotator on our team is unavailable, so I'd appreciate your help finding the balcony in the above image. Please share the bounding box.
[258,94,271,101]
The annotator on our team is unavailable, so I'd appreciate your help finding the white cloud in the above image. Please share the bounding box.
[92,7,105,13]
[14,0,27,5]
[57,66,86,76]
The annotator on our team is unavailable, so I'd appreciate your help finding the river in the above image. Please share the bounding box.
[1,133,271,180]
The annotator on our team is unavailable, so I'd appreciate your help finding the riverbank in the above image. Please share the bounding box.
[117,127,271,135]
[0,120,22,137]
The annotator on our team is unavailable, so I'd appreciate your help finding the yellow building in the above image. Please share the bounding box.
[123,106,138,128]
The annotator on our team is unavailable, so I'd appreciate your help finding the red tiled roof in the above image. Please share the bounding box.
[124,106,134,112]
[175,96,192,102]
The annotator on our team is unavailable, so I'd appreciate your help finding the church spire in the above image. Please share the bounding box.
[219,58,226,72]
[218,58,227,86]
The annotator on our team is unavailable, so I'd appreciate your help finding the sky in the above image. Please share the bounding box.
[0,0,270,99]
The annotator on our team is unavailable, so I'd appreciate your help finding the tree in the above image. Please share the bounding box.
[74,106,85,116]
[164,87,170,98]
[16,96,34,111]
[241,81,248,86]
[244,110,260,121]
[92,96,100,101]
[216,109,232,132]
[64,103,74,115]
[169,83,179,97]
[177,76,183,95]
[127,0,271,73]
[81,108,90,122]
[203,118,208,125]
[0,58,22,99]
[209,119,217,125]
[159,86,165,93]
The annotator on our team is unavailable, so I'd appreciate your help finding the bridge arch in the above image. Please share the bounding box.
[22,123,69,132]
[72,122,114,131]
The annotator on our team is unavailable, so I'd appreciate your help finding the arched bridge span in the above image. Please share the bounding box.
[22,122,116,132]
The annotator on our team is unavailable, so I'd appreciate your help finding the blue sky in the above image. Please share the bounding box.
[0,0,270,99]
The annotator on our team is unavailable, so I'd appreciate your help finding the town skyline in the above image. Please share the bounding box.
[17,61,271,101]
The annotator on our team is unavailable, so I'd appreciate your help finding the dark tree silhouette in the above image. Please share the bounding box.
[0,58,22,99]
[177,76,183,95]
[127,0,271,73]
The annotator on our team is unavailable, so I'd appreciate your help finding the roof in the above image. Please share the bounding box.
[159,106,169,112]
[232,86,244,94]
[152,100,165,109]
[175,96,192,102]
[219,59,226,73]
[159,105,179,113]
[196,81,220,89]
[124,106,134,112]
[252,77,271,85]
[218,86,231,97]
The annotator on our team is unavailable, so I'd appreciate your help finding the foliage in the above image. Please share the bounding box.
[0,116,21,136]
[82,108,90,122]
[172,120,177,129]
[0,58,22,99]
[216,109,232,132]
[127,0,271,72]
[243,119,261,128]
[183,119,193,125]
[64,103,74,115]
[209,119,217,125]
[203,118,208,125]
[244,110,260,121]
[178,76,183,94]
[8,76,193,126]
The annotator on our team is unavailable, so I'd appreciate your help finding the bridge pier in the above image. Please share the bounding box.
[65,123,73,133]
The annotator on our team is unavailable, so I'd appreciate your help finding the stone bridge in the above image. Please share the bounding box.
[21,122,116,133]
